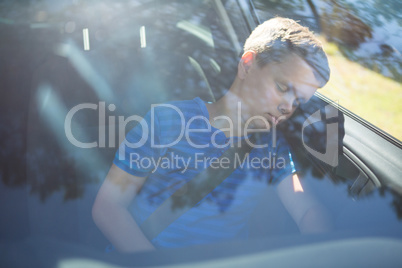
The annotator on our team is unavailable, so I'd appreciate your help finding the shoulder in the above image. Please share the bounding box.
[153,98,206,118]
[153,97,208,128]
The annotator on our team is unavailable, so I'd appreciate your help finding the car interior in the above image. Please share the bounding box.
[1,0,401,267]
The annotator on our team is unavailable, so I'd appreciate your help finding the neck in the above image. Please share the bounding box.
[205,81,247,137]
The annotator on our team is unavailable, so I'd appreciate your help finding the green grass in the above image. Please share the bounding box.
[318,38,402,141]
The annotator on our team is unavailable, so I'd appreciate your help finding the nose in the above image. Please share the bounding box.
[278,105,291,115]
[278,99,294,115]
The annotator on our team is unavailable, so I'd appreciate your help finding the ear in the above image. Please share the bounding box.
[238,50,256,80]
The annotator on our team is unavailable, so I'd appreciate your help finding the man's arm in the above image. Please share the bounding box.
[92,164,155,252]
[277,173,333,234]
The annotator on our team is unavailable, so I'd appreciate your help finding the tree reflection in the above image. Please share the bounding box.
[320,0,372,49]
[253,0,401,81]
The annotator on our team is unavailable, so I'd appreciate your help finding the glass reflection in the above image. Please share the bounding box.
[0,0,401,265]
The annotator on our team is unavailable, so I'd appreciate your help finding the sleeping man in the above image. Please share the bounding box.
[92,17,333,252]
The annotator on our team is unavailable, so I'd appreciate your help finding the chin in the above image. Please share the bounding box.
[248,122,272,132]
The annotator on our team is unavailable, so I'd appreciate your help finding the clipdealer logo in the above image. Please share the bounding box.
[64,101,340,167]
[301,103,340,167]
[64,101,279,155]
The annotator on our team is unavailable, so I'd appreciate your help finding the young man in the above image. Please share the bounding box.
[92,17,332,252]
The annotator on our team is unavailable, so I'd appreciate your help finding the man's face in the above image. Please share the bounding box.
[238,53,320,129]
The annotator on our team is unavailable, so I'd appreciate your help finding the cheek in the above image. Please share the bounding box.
[300,87,318,103]
[254,89,274,109]
[262,87,282,106]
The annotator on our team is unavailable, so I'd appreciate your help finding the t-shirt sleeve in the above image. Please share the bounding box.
[113,110,163,177]
[269,133,297,185]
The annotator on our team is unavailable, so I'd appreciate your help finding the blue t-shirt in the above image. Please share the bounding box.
[113,97,296,248]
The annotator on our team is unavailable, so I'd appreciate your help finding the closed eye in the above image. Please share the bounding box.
[275,82,289,93]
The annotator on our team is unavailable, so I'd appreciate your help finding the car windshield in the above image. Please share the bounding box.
[1,0,401,267]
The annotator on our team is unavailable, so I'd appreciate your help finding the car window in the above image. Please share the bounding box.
[251,0,401,230]
[251,0,401,141]
[1,0,402,267]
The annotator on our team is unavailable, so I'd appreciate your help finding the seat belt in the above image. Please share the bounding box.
[140,134,258,241]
